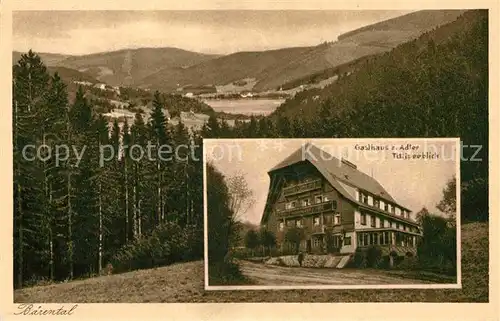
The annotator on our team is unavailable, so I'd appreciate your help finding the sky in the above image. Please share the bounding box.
[13,10,411,55]
[206,139,458,225]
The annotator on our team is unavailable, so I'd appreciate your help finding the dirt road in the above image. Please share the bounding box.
[239,260,433,285]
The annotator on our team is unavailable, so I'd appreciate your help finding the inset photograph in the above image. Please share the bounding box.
[204,138,460,290]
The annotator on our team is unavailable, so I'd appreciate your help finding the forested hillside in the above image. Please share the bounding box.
[13,52,205,288]
[220,10,489,222]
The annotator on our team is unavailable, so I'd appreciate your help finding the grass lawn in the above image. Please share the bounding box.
[14,222,488,303]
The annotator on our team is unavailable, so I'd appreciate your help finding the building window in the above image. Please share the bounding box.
[374,199,380,208]
[396,223,400,230]
[389,221,393,228]
[334,213,341,225]
[380,218,385,228]
[362,193,368,204]
[370,216,376,227]
[385,203,389,211]
[313,216,320,226]
[403,225,407,231]
[361,213,367,225]
[296,219,302,228]
[279,222,284,231]
[391,206,396,214]
[286,201,297,209]
[324,196,329,202]
[344,237,352,246]
[302,198,310,207]
[315,195,323,203]
[313,237,321,248]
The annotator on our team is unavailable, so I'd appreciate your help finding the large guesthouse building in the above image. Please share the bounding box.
[260,143,422,256]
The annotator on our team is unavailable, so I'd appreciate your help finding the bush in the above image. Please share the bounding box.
[396,256,420,270]
[366,246,383,268]
[353,248,367,268]
[111,222,203,273]
[208,260,248,285]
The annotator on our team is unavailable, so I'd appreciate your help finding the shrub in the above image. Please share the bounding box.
[353,248,367,268]
[366,245,383,268]
[111,222,203,273]
[208,260,248,285]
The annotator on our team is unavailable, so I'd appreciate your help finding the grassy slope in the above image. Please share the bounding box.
[140,46,313,91]
[47,66,99,84]
[14,222,488,303]
[143,10,463,92]
[56,47,219,87]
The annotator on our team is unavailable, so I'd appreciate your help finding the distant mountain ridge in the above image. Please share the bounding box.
[13,10,466,93]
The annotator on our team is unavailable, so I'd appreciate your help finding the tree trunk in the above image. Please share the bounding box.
[124,158,129,243]
[67,169,74,280]
[138,200,142,237]
[132,163,138,239]
[17,183,23,288]
[157,161,162,224]
[48,181,54,281]
[98,181,103,273]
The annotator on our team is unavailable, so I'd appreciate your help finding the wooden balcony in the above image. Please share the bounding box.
[283,179,322,196]
[277,200,337,218]
[311,225,325,234]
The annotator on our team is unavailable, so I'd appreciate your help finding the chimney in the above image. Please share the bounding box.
[341,158,357,169]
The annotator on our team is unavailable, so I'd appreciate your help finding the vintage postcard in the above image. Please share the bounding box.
[204,138,461,290]
[1,2,498,321]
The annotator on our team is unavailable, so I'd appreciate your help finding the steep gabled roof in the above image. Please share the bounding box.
[261,143,413,225]
[269,143,399,204]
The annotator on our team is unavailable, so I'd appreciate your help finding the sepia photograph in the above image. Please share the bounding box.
[7,6,492,310]
[204,138,460,289]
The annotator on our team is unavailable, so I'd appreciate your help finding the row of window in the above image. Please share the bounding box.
[279,213,341,231]
[284,194,330,210]
[358,191,410,219]
[357,231,416,247]
[359,212,418,233]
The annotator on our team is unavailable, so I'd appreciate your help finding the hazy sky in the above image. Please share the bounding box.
[13,10,411,55]
[206,139,458,225]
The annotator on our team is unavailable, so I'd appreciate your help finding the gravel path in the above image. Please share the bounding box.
[239,261,433,285]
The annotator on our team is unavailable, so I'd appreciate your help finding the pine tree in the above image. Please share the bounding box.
[13,50,50,287]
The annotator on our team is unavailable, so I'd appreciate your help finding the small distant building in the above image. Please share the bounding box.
[240,92,254,98]
[94,83,106,90]
[73,80,93,87]
[185,92,194,98]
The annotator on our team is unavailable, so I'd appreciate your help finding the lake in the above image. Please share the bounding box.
[203,98,285,116]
